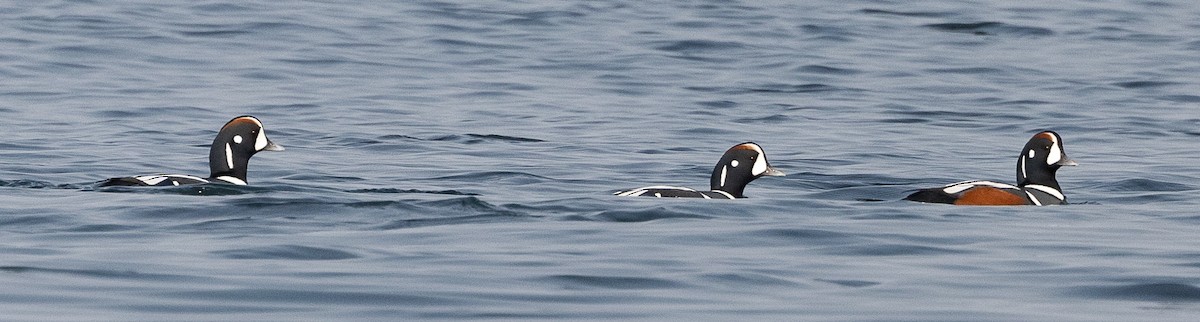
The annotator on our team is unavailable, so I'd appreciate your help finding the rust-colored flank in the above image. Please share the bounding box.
[954,186,1028,205]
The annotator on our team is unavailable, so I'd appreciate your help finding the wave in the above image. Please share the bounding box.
[652,39,750,53]
[1098,178,1196,193]
[819,243,972,256]
[536,274,685,290]
[212,245,359,260]
[346,188,478,195]
[924,22,1054,37]
[860,9,952,18]
[373,196,532,229]
[685,83,855,95]
[1068,282,1200,302]
[575,207,713,223]
[0,265,193,281]
[0,179,80,190]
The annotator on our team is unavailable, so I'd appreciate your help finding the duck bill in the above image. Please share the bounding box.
[761,166,786,177]
[262,141,285,152]
[1056,157,1077,166]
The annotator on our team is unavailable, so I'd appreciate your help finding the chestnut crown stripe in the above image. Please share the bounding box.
[224,116,264,130]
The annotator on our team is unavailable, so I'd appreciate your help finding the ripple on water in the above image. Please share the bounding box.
[814,278,882,288]
[1160,95,1200,103]
[373,196,531,229]
[4,1,1200,320]
[212,245,360,260]
[795,64,862,75]
[1067,282,1200,302]
[1,179,80,190]
[700,272,805,288]
[1112,81,1181,89]
[819,243,972,256]
[536,274,686,290]
[652,39,749,53]
[574,207,713,223]
[860,8,953,18]
[924,22,1055,36]
[160,288,466,306]
[0,265,195,282]
[1099,178,1196,192]
[684,83,850,95]
[747,228,860,246]
[346,188,479,196]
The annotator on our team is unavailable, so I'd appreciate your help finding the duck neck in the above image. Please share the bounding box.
[209,143,249,181]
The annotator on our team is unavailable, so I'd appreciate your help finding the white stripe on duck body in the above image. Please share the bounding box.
[615,142,785,199]
[904,131,1077,206]
[98,115,284,187]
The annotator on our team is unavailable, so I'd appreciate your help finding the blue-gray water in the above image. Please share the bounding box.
[3,0,1200,320]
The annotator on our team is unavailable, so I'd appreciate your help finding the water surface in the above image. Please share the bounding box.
[2,1,1200,320]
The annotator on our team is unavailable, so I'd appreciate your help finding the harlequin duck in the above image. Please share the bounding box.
[98,115,284,187]
[615,142,785,199]
[904,131,1077,206]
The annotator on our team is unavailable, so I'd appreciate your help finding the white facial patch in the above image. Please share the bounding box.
[752,156,768,176]
[1046,141,1062,165]
[255,130,268,151]
[225,143,234,169]
[730,160,739,168]
[737,144,769,176]
[233,135,243,144]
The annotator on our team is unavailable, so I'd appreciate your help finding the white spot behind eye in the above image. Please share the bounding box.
[233,135,243,144]
[730,160,739,168]
[1028,150,1035,159]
